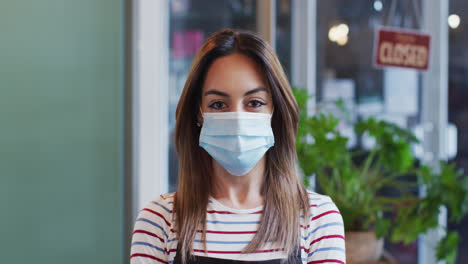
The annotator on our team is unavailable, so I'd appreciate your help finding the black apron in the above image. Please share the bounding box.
[173,243,302,264]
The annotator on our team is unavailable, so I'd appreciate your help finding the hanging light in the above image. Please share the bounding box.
[336,35,348,46]
[328,23,349,46]
[373,0,383,12]
[448,14,461,29]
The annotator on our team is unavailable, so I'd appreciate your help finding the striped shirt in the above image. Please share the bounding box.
[130,191,346,264]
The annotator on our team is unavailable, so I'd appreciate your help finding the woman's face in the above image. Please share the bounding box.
[200,53,273,119]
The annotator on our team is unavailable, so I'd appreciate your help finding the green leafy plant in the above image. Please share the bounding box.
[293,88,468,264]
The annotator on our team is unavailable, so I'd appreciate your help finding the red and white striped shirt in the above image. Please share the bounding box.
[130,191,346,264]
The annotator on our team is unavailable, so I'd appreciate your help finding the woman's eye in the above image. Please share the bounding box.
[248,100,266,108]
[208,101,226,110]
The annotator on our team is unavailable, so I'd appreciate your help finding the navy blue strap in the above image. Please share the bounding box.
[173,243,302,264]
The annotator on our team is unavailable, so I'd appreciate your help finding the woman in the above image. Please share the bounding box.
[130,29,345,264]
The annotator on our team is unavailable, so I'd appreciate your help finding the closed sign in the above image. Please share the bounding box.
[374,27,431,71]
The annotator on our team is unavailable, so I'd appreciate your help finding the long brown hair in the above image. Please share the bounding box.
[174,29,310,262]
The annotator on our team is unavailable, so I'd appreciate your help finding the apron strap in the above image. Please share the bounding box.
[173,241,302,264]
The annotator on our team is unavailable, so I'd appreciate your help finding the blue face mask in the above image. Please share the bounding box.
[199,112,275,176]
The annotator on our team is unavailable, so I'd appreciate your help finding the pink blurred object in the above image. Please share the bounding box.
[172,32,185,58]
[172,30,204,58]
[191,30,204,55]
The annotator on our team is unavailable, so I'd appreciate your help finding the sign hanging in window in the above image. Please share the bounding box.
[374,27,431,71]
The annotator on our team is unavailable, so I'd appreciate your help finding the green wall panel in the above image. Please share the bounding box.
[0,1,125,263]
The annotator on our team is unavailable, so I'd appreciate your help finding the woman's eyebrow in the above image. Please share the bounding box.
[244,87,267,96]
[204,90,229,97]
[204,87,267,97]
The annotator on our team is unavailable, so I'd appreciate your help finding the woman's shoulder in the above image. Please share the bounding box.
[303,192,346,263]
[136,192,176,227]
[307,190,334,203]
[131,193,176,263]
[305,190,343,225]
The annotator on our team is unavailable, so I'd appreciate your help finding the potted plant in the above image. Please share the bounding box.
[293,88,468,264]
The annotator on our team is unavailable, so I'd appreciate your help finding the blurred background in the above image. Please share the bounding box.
[1,0,467,263]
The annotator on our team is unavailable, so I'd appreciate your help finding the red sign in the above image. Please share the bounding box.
[374,27,431,71]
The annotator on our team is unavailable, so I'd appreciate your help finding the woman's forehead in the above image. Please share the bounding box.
[202,53,269,95]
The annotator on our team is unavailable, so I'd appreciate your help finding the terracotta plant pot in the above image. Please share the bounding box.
[345,231,384,263]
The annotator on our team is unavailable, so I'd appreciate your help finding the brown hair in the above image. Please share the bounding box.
[174,29,310,263]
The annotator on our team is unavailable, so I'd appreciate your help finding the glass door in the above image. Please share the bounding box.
[316,1,422,263]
